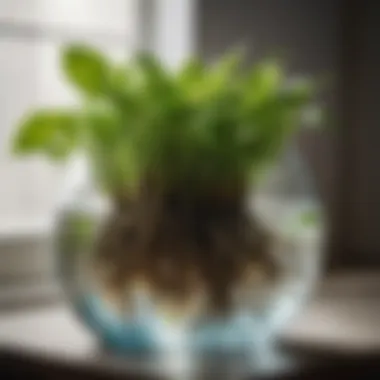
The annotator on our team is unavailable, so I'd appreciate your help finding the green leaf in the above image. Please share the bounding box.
[212,48,244,80]
[178,58,205,83]
[12,109,78,160]
[244,60,283,107]
[61,44,110,97]
[12,47,322,196]
[83,101,121,143]
[195,50,243,102]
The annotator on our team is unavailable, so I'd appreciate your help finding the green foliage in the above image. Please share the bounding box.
[61,44,110,97]
[13,109,78,160]
[12,44,321,197]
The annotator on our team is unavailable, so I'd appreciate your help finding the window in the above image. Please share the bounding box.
[0,0,196,305]
[0,0,137,232]
[0,0,138,295]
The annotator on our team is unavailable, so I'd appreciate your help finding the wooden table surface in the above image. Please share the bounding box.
[0,272,379,379]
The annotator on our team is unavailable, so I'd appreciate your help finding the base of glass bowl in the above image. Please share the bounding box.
[72,291,292,356]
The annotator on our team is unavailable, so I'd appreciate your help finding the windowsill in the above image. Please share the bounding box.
[0,272,379,379]
[0,282,62,311]
[0,219,55,310]
[0,218,52,241]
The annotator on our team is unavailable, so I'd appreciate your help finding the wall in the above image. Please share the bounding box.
[199,0,380,268]
[198,0,339,203]
[338,1,380,266]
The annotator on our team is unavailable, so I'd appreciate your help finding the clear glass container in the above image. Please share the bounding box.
[54,143,324,358]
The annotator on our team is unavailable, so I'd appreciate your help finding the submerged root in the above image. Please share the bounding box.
[92,192,278,316]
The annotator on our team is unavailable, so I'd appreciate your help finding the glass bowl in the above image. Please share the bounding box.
[55,145,324,357]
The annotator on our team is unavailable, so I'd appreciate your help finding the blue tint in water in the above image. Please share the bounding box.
[76,294,164,353]
[75,293,281,355]
[75,294,268,354]
[190,313,272,354]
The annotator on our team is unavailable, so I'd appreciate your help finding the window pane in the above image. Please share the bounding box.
[0,0,136,36]
[0,23,132,233]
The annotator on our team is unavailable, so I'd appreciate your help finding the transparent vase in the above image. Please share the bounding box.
[54,141,324,364]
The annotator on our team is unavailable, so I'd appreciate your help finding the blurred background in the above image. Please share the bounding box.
[0,0,379,309]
